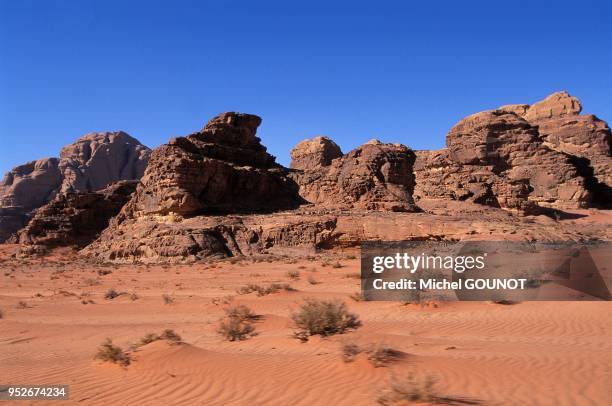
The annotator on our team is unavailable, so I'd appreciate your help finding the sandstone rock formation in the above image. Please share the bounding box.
[0,132,150,242]
[11,180,138,248]
[290,136,343,170]
[415,91,611,212]
[501,92,611,206]
[122,112,302,217]
[83,112,310,261]
[290,139,419,212]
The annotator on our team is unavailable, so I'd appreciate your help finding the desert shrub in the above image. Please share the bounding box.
[129,292,139,301]
[218,317,255,341]
[237,283,295,296]
[95,339,131,366]
[287,270,300,280]
[331,262,343,268]
[97,269,113,276]
[82,278,101,286]
[225,304,259,321]
[367,345,404,367]
[137,329,183,347]
[218,304,258,341]
[16,300,29,309]
[342,342,362,362]
[104,289,121,300]
[377,372,479,405]
[162,294,175,304]
[291,299,361,341]
[159,329,183,344]
[377,373,437,405]
[0,309,3,319]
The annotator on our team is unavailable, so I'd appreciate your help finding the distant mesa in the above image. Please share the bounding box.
[0,131,151,242]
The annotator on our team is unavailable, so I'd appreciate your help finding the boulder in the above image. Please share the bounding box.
[290,136,343,170]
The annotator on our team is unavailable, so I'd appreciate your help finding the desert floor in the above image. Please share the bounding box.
[0,245,611,406]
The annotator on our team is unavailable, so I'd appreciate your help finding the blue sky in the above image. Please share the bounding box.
[1,0,611,174]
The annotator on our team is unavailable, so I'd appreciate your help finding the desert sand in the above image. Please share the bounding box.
[1,238,611,406]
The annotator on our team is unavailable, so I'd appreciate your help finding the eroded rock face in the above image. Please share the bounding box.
[11,180,138,248]
[290,136,343,170]
[124,112,302,217]
[505,92,611,207]
[415,108,591,212]
[0,132,150,242]
[290,139,418,212]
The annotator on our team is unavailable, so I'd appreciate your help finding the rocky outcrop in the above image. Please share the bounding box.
[290,139,419,212]
[502,92,611,207]
[415,92,612,212]
[83,112,308,261]
[121,112,302,217]
[290,136,343,170]
[11,180,138,248]
[0,132,150,242]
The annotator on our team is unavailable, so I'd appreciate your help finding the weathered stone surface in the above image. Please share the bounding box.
[415,108,591,212]
[11,180,138,247]
[500,92,611,207]
[81,213,338,263]
[290,136,343,170]
[0,132,150,242]
[290,139,418,212]
[123,112,302,217]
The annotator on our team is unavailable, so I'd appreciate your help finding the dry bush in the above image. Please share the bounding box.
[162,294,175,304]
[218,304,258,341]
[341,342,403,367]
[218,317,255,341]
[331,262,343,268]
[237,283,295,296]
[95,339,131,366]
[225,304,259,321]
[367,345,404,367]
[104,289,123,300]
[377,372,480,405]
[159,329,182,344]
[129,292,139,301]
[97,269,112,276]
[342,342,362,362]
[16,300,29,309]
[287,270,300,280]
[291,299,361,341]
[0,309,4,319]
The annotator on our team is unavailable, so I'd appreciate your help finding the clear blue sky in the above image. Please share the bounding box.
[1,0,611,174]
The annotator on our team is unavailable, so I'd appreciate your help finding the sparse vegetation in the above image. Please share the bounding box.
[162,294,175,304]
[218,305,258,341]
[0,309,3,319]
[104,289,122,300]
[94,339,131,366]
[377,372,480,405]
[291,299,361,341]
[237,283,296,296]
[129,292,139,301]
[287,270,300,280]
[136,329,183,347]
[341,342,403,367]
[82,277,101,286]
[341,341,362,362]
[17,300,29,309]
